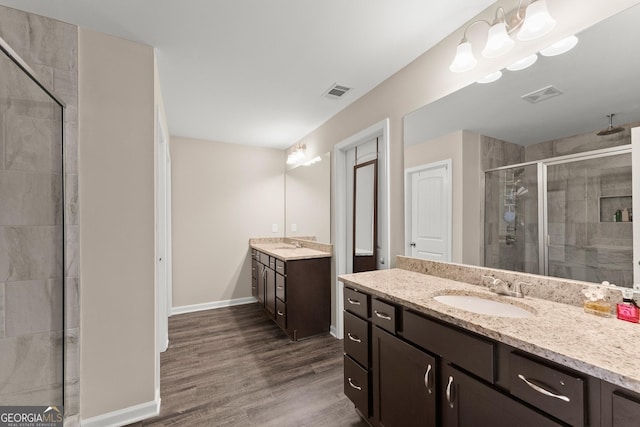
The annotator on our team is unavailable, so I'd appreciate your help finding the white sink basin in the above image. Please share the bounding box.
[433,295,535,318]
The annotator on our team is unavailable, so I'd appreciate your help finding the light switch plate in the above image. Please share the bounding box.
[272,223,278,233]
[291,223,297,232]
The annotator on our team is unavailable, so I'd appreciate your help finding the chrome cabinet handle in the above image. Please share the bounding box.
[347,332,361,343]
[277,285,284,289]
[374,310,392,320]
[424,364,433,394]
[277,310,284,316]
[446,375,455,408]
[347,378,362,391]
[517,374,570,402]
[347,297,361,305]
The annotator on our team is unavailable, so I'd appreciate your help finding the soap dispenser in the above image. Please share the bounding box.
[616,288,639,323]
[582,282,612,317]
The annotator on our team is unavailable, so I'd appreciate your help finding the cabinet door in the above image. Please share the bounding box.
[372,327,437,427]
[441,363,562,427]
[257,263,265,305]
[265,266,275,317]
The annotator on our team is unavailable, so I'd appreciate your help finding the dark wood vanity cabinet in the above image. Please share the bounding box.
[342,286,638,427]
[253,249,330,341]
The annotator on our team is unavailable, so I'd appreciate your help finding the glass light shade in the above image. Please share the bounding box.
[482,22,515,58]
[540,35,578,56]
[477,70,503,84]
[517,0,556,41]
[506,53,538,71]
[449,41,477,73]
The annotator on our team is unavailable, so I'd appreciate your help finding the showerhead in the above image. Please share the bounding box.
[597,113,625,136]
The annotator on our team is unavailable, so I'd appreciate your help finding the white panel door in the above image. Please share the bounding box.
[410,162,451,261]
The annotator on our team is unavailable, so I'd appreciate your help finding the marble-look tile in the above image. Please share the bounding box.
[53,67,77,107]
[0,331,63,398]
[0,171,62,226]
[0,226,63,282]
[0,383,63,406]
[65,277,79,330]
[64,122,78,175]
[0,282,4,338]
[64,225,79,278]
[5,113,59,173]
[5,278,63,337]
[64,173,78,226]
[26,14,77,72]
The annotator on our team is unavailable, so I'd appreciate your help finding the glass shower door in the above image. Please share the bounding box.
[484,164,540,274]
[0,46,64,406]
[545,153,633,287]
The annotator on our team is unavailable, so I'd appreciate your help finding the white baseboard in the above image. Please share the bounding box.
[171,296,257,315]
[330,325,338,338]
[81,397,160,427]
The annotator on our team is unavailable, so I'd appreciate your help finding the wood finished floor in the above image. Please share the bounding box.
[127,303,368,427]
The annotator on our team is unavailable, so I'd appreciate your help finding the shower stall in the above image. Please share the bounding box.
[485,146,633,287]
[0,41,65,406]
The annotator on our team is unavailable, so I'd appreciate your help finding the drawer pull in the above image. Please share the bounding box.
[374,310,392,320]
[517,374,570,403]
[347,377,362,391]
[347,297,361,306]
[446,375,455,408]
[277,310,285,317]
[424,364,433,394]
[347,332,362,343]
[277,285,284,289]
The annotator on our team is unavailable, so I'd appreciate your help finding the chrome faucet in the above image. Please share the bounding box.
[481,275,527,298]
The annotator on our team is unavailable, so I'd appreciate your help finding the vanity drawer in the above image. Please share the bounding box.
[372,298,397,334]
[344,287,370,319]
[276,273,286,301]
[275,259,286,275]
[402,310,495,383]
[510,352,585,426]
[275,299,287,330]
[344,354,370,418]
[344,310,370,368]
[259,252,270,266]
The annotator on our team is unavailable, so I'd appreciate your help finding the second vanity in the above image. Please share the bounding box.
[339,257,640,427]
[250,238,332,341]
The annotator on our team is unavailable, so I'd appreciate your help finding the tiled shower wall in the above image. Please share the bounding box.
[0,5,79,425]
[482,121,636,287]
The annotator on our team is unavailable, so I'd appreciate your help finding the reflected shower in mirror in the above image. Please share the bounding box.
[285,152,331,243]
[353,160,377,273]
[403,4,640,286]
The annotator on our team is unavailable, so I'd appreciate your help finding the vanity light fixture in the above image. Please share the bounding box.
[506,53,538,71]
[449,0,556,73]
[477,70,503,84]
[540,35,578,56]
[286,144,306,165]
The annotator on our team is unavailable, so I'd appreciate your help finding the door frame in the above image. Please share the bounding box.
[404,159,452,261]
[333,118,390,339]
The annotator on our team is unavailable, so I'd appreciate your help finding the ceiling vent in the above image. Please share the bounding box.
[324,83,352,99]
[521,85,563,104]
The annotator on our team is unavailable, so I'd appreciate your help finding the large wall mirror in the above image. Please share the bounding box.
[285,151,331,243]
[403,4,640,287]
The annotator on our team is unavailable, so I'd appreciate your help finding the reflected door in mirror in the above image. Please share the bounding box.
[354,160,378,272]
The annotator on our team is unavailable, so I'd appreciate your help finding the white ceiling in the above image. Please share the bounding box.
[0,0,495,148]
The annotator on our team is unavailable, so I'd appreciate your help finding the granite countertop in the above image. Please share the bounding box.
[339,268,640,394]
[251,242,332,261]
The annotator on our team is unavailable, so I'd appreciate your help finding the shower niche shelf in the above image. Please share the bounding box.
[599,195,632,222]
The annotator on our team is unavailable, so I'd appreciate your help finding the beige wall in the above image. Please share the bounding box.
[170,136,284,308]
[78,28,156,419]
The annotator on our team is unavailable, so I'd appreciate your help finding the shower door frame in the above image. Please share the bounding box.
[485,144,632,279]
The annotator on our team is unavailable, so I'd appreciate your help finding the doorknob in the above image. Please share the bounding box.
[410,242,416,247]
